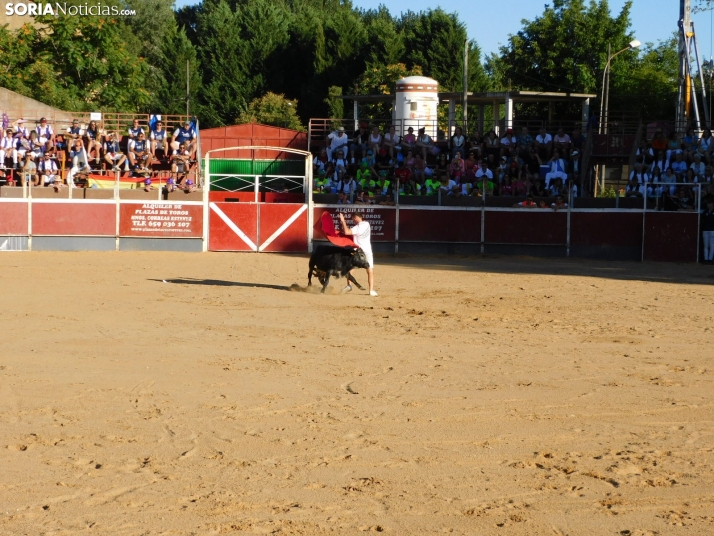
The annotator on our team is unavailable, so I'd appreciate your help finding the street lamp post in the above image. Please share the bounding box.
[596,39,640,197]
[598,39,641,135]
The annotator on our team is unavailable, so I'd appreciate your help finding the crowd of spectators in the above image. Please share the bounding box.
[314,123,583,202]
[625,127,714,210]
[0,117,199,191]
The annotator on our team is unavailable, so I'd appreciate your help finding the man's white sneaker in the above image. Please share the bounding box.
[369,290,378,297]
[342,285,352,293]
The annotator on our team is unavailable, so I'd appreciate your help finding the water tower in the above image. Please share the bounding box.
[394,76,439,138]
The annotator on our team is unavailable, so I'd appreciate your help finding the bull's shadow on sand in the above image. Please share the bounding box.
[148,278,291,291]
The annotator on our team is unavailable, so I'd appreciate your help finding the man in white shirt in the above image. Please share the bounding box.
[35,117,55,152]
[535,127,552,158]
[38,153,59,186]
[339,211,377,297]
[326,126,350,161]
[474,160,493,181]
[545,150,568,187]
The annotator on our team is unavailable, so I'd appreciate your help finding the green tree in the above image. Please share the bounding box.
[156,27,203,116]
[324,86,345,120]
[355,63,422,119]
[237,92,304,131]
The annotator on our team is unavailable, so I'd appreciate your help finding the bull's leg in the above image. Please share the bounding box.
[346,272,364,290]
[321,272,331,294]
[308,263,315,286]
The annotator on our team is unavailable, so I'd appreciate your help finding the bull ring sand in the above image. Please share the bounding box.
[1,251,713,535]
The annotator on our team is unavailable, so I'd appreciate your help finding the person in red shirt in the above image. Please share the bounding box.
[394,160,415,194]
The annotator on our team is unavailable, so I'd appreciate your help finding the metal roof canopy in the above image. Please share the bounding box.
[340,90,596,104]
[339,91,597,134]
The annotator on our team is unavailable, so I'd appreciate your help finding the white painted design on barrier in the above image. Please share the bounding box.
[258,205,307,252]
[209,202,258,251]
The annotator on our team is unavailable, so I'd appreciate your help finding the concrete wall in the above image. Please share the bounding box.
[0,87,73,124]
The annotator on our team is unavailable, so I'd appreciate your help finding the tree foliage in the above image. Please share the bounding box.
[236,92,304,131]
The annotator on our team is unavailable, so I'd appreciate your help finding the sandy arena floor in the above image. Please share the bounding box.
[0,251,713,535]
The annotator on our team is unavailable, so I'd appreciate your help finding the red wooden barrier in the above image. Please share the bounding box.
[209,202,258,251]
[399,209,480,242]
[0,202,29,235]
[643,212,698,262]
[33,202,115,236]
[259,204,307,252]
[485,211,567,245]
[570,212,643,247]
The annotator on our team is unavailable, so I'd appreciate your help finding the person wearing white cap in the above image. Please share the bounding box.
[326,125,349,161]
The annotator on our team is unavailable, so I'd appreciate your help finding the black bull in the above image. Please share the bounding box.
[308,245,370,293]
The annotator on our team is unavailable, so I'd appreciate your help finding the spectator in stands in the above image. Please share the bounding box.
[565,177,578,198]
[129,131,150,170]
[464,151,478,182]
[20,153,39,187]
[412,153,426,184]
[636,139,655,167]
[170,142,191,186]
[67,138,90,187]
[354,190,373,204]
[663,167,678,195]
[402,127,417,154]
[553,127,571,158]
[548,177,565,197]
[514,194,537,208]
[469,130,483,158]
[382,125,401,159]
[339,174,357,197]
[0,128,14,169]
[65,119,82,149]
[150,120,168,158]
[629,162,650,184]
[500,173,514,196]
[11,130,30,168]
[483,130,499,159]
[375,171,391,196]
[691,153,706,180]
[671,152,688,178]
[534,127,552,158]
[416,127,437,160]
[523,147,542,176]
[337,191,351,205]
[449,153,465,182]
[13,119,29,138]
[333,150,349,182]
[394,160,415,194]
[512,173,528,196]
[475,160,493,182]
[326,126,350,161]
[697,129,712,164]
[451,126,467,157]
[375,148,393,176]
[651,151,669,175]
[568,149,580,177]
[703,166,714,184]
[313,148,328,174]
[476,173,494,196]
[683,128,699,162]
[651,128,668,152]
[500,128,517,158]
[551,194,568,211]
[313,169,330,193]
[356,160,375,192]
[104,132,127,171]
[666,131,682,161]
[625,176,643,197]
[517,127,533,155]
[438,173,460,196]
[701,199,714,264]
[38,153,59,186]
[35,118,54,152]
[350,122,370,164]
[368,126,382,155]
[433,152,448,178]
[172,120,197,158]
[128,118,144,140]
[545,150,568,187]
[380,193,396,206]
[85,120,103,165]
[650,166,663,185]
[530,177,546,197]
